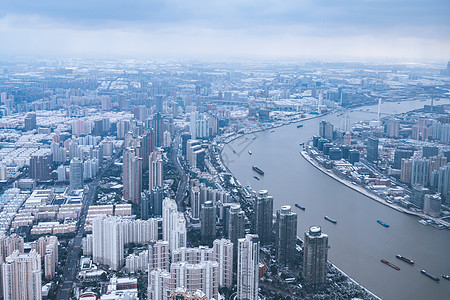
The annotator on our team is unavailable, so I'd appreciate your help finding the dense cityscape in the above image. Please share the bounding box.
[0,58,448,300]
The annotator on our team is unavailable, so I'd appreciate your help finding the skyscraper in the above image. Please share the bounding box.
[423,194,441,217]
[29,152,53,181]
[149,148,163,190]
[213,239,233,288]
[227,204,245,256]
[141,191,151,220]
[123,147,143,204]
[255,190,273,245]
[303,226,328,288]
[2,250,42,300]
[275,205,297,267]
[162,198,187,252]
[411,157,429,187]
[190,185,201,219]
[69,157,83,190]
[92,216,125,271]
[151,186,163,217]
[152,113,163,147]
[367,137,379,163]
[24,113,37,131]
[237,234,260,300]
[201,201,216,245]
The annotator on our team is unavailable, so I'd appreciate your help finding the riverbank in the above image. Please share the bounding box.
[300,150,450,228]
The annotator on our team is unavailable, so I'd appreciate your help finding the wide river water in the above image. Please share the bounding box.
[222,99,450,300]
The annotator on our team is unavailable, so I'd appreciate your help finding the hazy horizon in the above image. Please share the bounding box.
[0,0,449,62]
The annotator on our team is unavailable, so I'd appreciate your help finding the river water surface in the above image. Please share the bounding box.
[222,100,450,300]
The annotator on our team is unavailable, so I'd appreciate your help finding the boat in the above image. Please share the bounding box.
[252,166,264,175]
[396,254,414,265]
[324,216,337,224]
[248,150,252,155]
[418,219,428,226]
[295,204,305,210]
[421,270,440,281]
[297,124,303,128]
[377,220,389,227]
[381,259,400,270]
[442,275,450,280]
[253,176,260,180]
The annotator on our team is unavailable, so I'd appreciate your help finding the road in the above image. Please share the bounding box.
[58,151,121,300]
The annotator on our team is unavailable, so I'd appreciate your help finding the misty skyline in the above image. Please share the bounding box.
[0,0,449,61]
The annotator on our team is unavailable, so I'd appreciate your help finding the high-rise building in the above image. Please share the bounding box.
[190,186,201,219]
[24,113,37,131]
[411,158,429,187]
[123,147,143,204]
[303,226,328,288]
[227,204,245,256]
[152,113,163,147]
[423,194,441,217]
[319,121,334,140]
[201,201,216,245]
[255,190,273,245]
[422,146,438,158]
[393,148,414,169]
[92,216,125,271]
[411,185,429,209]
[162,198,187,252]
[386,119,400,138]
[237,234,259,300]
[151,186,163,217]
[141,191,151,220]
[31,236,58,280]
[367,137,379,163]
[275,205,297,267]
[213,239,233,288]
[0,234,24,262]
[437,164,450,204]
[149,148,163,190]
[29,152,53,181]
[148,240,170,272]
[2,250,42,300]
[70,157,83,190]
[400,158,413,184]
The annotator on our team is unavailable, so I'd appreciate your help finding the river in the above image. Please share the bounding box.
[222,99,450,300]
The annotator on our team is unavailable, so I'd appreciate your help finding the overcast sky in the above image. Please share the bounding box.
[0,0,449,61]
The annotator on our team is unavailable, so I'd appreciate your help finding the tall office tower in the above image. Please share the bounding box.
[31,236,58,280]
[366,137,379,163]
[393,148,414,169]
[319,121,334,140]
[123,147,143,204]
[411,157,429,187]
[92,216,125,271]
[29,152,53,181]
[228,204,245,255]
[303,226,328,288]
[152,113,163,147]
[423,194,442,217]
[275,205,298,267]
[255,190,273,245]
[69,157,83,190]
[141,191,151,220]
[141,130,154,171]
[148,240,170,272]
[149,148,163,190]
[181,133,192,157]
[438,164,450,204]
[237,234,260,300]
[0,234,24,262]
[213,239,233,288]
[155,95,164,113]
[24,113,37,131]
[190,186,201,219]
[151,186,163,217]
[162,198,187,252]
[201,201,216,245]
[400,158,413,184]
[2,250,42,300]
